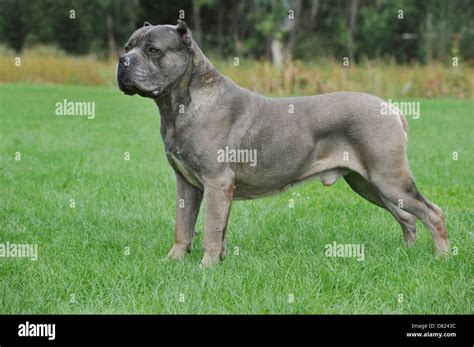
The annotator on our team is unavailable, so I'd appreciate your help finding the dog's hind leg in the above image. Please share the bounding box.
[369,170,450,256]
[379,197,417,245]
[344,172,417,245]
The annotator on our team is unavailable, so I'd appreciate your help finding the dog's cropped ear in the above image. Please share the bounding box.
[143,21,152,27]
[176,19,192,46]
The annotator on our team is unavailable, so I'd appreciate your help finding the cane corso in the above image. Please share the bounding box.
[117,20,450,267]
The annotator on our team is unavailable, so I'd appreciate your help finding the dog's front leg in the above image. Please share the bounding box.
[200,176,235,268]
[167,172,203,260]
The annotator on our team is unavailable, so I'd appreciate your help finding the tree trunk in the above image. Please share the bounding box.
[346,0,359,60]
[106,1,117,60]
[309,0,320,28]
[425,11,433,62]
[286,0,303,60]
[271,37,284,69]
[217,0,224,56]
[231,1,241,55]
[192,1,202,44]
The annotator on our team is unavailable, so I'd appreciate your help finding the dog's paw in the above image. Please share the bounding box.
[434,249,451,259]
[199,252,221,269]
[434,241,451,259]
[166,244,189,260]
[403,232,416,246]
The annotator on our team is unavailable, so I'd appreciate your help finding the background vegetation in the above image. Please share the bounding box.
[0,0,474,98]
[1,0,474,63]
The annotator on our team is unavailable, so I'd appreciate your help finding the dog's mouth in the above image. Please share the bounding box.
[121,85,136,96]
[118,79,161,98]
[137,87,161,98]
[117,66,161,98]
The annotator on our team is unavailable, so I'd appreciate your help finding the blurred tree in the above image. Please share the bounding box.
[355,0,419,62]
[192,1,202,44]
[0,0,31,52]
[103,0,117,59]
[0,0,472,64]
[346,0,359,60]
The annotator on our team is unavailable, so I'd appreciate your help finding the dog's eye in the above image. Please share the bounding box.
[148,47,160,54]
[124,45,130,53]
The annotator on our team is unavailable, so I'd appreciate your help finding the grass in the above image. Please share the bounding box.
[0,83,473,314]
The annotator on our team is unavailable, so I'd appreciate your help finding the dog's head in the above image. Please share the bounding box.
[116,20,193,98]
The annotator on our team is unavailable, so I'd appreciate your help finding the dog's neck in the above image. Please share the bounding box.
[154,40,223,125]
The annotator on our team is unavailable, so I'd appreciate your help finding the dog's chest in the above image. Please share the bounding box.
[169,152,203,188]
[163,127,203,189]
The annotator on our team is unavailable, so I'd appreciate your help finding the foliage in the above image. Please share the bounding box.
[0,0,473,63]
[0,48,472,99]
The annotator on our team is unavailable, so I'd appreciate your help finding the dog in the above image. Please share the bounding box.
[117,20,450,267]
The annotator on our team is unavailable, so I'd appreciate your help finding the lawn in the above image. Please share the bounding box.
[0,83,472,314]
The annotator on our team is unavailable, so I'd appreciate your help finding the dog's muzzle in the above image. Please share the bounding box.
[116,54,136,95]
[119,54,131,68]
[117,54,160,97]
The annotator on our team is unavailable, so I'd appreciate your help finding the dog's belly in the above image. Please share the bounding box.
[233,167,347,200]
[232,147,349,200]
[233,174,315,200]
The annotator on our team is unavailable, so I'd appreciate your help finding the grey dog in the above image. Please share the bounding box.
[117,20,450,267]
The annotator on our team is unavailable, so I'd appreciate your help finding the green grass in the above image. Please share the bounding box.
[0,83,472,314]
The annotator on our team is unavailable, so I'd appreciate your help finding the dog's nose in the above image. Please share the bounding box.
[118,54,131,68]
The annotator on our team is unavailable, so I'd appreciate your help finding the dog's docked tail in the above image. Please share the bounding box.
[399,112,409,140]
[384,101,409,141]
